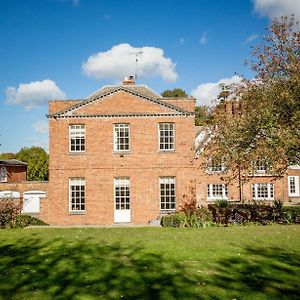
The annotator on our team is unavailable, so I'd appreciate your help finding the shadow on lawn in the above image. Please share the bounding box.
[0,236,299,300]
[0,236,199,299]
[208,245,300,299]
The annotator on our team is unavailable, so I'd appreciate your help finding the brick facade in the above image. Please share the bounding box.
[43,83,196,225]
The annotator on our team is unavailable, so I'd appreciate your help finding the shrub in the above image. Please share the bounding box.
[215,199,228,208]
[13,215,48,228]
[274,199,283,210]
[161,212,188,228]
[0,199,22,228]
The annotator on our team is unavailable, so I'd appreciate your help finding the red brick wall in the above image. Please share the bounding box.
[5,166,27,183]
[45,92,196,225]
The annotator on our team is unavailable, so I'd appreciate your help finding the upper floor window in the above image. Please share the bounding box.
[114,124,130,152]
[206,158,226,173]
[288,176,300,197]
[159,123,175,151]
[253,159,271,174]
[0,166,7,183]
[69,178,85,212]
[207,184,228,200]
[160,177,176,210]
[69,124,85,153]
[252,183,274,200]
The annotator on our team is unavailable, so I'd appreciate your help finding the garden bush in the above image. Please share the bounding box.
[0,199,22,228]
[13,215,48,228]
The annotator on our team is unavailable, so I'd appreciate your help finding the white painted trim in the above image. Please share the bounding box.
[288,176,300,197]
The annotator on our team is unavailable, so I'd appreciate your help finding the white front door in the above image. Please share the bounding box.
[23,191,46,213]
[114,177,131,223]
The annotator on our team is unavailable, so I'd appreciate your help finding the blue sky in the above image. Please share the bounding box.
[0,0,299,153]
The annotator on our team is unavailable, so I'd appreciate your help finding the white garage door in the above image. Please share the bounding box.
[23,191,46,213]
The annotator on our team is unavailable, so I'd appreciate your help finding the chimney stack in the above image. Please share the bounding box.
[122,75,135,85]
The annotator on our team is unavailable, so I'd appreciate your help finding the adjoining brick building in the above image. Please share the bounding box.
[42,78,196,225]
[0,159,48,217]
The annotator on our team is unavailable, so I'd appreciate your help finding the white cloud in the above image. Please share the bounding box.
[5,79,66,109]
[253,0,300,21]
[82,43,178,82]
[199,32,207,45]
[33,120,48,134]
[244,33,259,44]
[191,75,243,106]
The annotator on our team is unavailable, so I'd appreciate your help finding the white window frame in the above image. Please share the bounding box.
[158,123,175,151]
[253,159,270,175]
[207,184,228,200]
[0,166,8,183]
[69,178,86,212]
[252,183,274,200]
[114,124,130,152]
[69,124,85,153]
[206,158,226,173]
[159,177,176,210]
[114,177,130,210]
[288,176,300,197]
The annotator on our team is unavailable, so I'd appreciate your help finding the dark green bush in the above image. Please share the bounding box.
[215,199,229,208]
[13,215,48,228]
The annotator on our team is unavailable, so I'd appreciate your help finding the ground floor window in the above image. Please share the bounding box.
[114,177,130,210]
[207,184,228,200]
[288,176,300,197]
[252,183,274,200]
[160,177,176,210]
[0,166,7,183]
[69,178,85,212]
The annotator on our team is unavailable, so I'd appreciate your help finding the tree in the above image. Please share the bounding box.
[210,15,300,190]
[195,106,213,126]
[16,147,49,181]
[0,153,16,159]
[161,88,188,97]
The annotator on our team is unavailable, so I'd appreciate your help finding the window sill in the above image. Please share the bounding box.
[69,152,86,155]
[69,211,86,215]
[158,150,176,154]
[113,151,131,156]
[159,209,176,214]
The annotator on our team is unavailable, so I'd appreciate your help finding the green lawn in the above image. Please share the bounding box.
[0,225,299,300]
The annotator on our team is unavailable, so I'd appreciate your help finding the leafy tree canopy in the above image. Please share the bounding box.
[161,88,188,97]
[15,146,49,181]
[0,153,16,160]
[195,106,213,126]
[211,15,300,177]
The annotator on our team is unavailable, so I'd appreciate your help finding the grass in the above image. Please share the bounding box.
[0,225,299,300]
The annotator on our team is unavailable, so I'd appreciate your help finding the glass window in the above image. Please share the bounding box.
[206,158,226,173]
[252,183,274,200]
[114,177,130,210]
[159,123,175,151]
[69,125,85,152]
[114,124,130,152]
[0,166,7,183]
[288,176,300,197]
[160,177,176,210]
[207,184,228,200]
[69,178,85,212]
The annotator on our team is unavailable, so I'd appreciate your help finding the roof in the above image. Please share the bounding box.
[48,83,194,118]
[0,159,28,166]
[88,84,162,100]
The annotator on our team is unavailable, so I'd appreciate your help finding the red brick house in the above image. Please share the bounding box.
[42,78,196,225]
